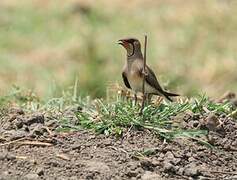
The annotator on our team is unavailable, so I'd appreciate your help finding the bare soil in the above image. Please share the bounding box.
[0,99,237,180]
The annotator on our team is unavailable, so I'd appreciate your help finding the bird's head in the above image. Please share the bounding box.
[118,38,142,57]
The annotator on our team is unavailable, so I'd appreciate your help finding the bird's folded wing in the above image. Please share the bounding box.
[142,66,164,93]
[122,72,131,89]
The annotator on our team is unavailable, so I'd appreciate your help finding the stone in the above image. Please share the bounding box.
[36,167,44,176]
[9,130,27,140]
[69,176,78,180]
[177,167,184,175]
[183,163,201,177]
[30,124,45,137]
[24,114,44,126]
[86,161,110,173]
[0,152,7,160]
[204,113,220,131]
[141,171,162,180]
[24,173,39,180]
[163,161,175,173]
[13,118,24,129]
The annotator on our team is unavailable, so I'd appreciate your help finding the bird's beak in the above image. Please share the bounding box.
[117,39,128,48]
[117,39,124,45]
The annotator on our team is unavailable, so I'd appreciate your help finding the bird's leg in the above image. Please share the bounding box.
[146,94,152,105]
[139,93,147,115]
[134,93,137,106]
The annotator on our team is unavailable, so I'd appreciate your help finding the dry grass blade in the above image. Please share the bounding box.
[206,170,237,175]
[43,126,53,136]
[56,153,70,161]
[0,137,26,146]
[15,156,28,160]
[16,140,53,147]
[0,138,53,147]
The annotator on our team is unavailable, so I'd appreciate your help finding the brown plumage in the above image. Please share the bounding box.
[118,38,179,102]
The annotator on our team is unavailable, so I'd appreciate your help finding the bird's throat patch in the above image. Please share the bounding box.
[127,43,135,57]
[122,41,129,49]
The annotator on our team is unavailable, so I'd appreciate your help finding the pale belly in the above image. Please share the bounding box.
[127,74,158,94]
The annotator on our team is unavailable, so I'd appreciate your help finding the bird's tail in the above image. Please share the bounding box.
[163,91,179,102]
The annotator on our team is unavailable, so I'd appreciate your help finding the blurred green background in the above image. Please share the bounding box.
[0,0,237,99]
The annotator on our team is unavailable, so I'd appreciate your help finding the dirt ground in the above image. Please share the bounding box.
[0,100,237,180]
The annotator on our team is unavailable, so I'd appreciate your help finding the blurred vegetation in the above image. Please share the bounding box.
[0,0,237,99]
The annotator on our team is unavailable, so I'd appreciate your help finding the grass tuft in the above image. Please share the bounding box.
[0,86,234,143]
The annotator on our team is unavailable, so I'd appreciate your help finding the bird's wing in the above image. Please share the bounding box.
[122,71,131,89]
[143,66,164,93]
[139,66,178,102]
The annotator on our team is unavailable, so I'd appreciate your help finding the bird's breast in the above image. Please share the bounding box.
[127,70,142,91]
[127,70,157,94]
[125,60,157,94]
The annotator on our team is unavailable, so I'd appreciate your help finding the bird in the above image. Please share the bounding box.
[118,37,179,103]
